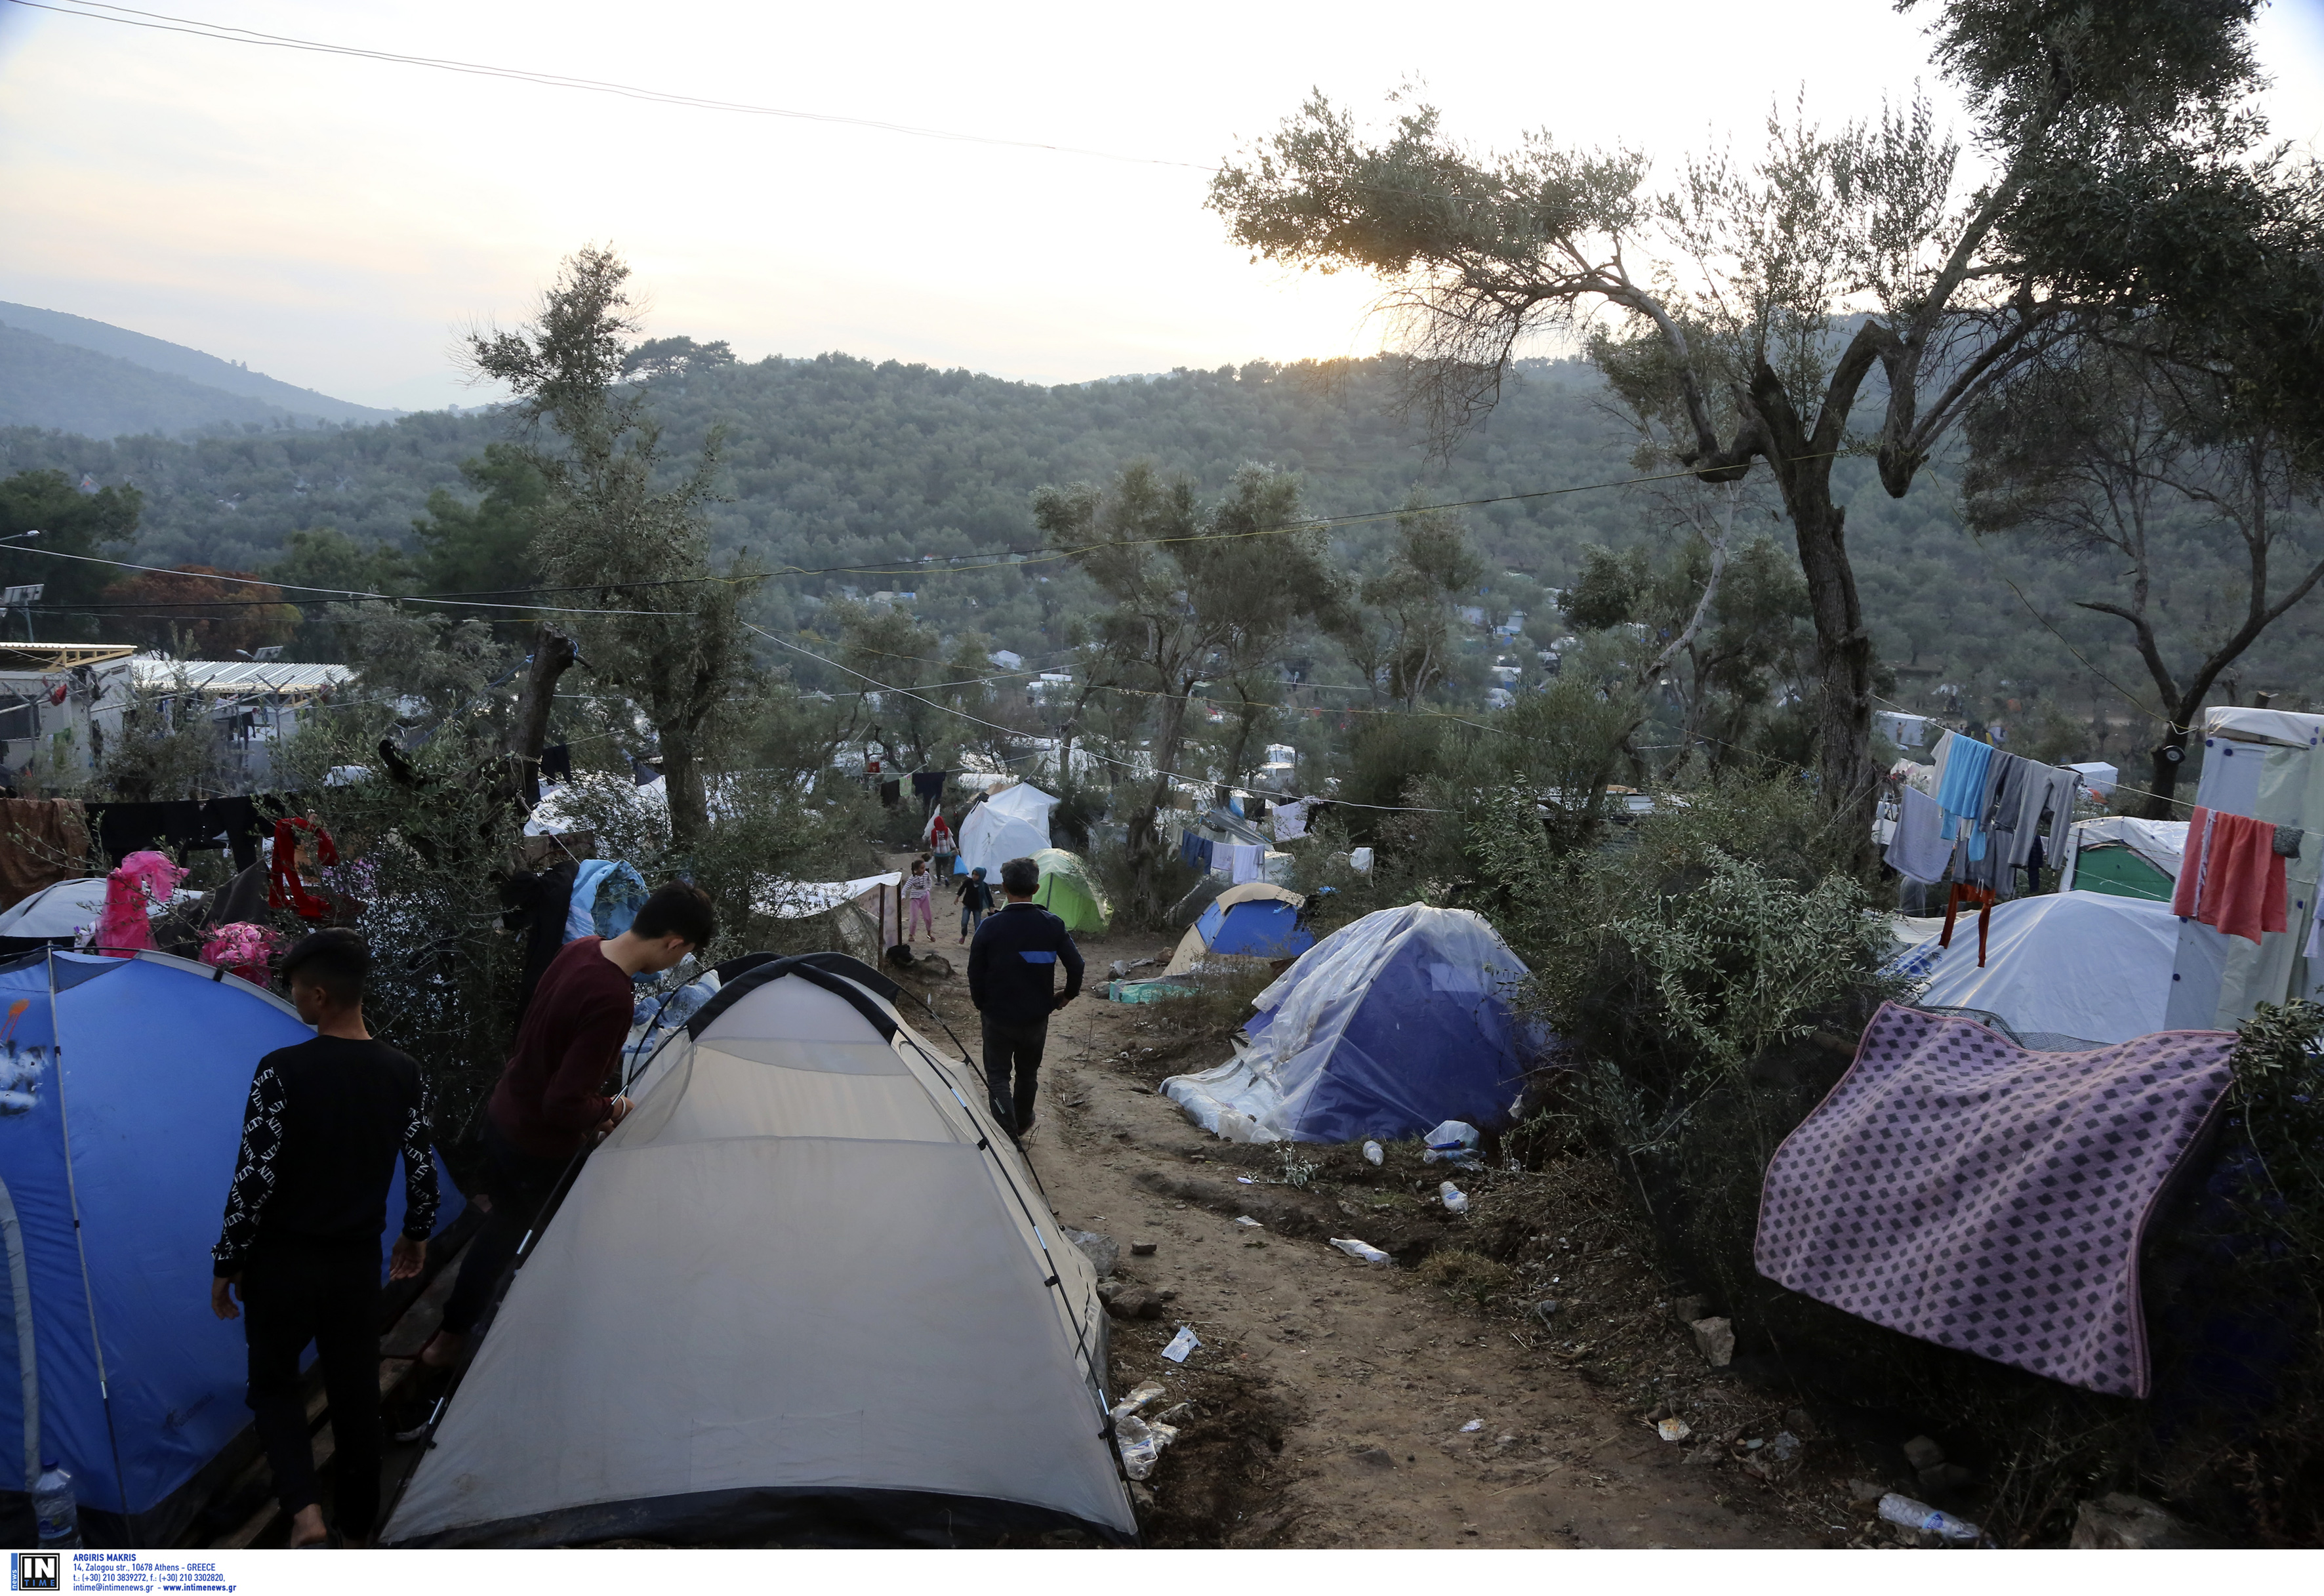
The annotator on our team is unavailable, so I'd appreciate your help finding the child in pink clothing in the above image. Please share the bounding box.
[903,857,937,941]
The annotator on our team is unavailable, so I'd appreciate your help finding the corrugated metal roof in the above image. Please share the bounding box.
[129,658,357,696]
[0,644,136,672]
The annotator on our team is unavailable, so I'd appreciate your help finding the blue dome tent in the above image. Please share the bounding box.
[1160,884,1313,977]
[0,950,462,1544]
[1162,905,1543,1144]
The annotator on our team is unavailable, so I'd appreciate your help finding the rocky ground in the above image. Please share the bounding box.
[899,920,1946,1550]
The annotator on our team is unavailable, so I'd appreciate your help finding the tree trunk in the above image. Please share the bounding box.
[1749,369,1878,866]
[1792,491,1879,863]
[661,720,709,849]
[499,624,576,808]
[1125,691,1194,924]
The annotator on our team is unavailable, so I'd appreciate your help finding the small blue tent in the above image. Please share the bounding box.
[0,951,462,1543]
[1161,883,1313,977]
[1162,905,1541,1144]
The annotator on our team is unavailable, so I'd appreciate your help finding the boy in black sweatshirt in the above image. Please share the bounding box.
[211,928,436,1548]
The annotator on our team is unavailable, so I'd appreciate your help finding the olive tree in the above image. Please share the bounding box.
[1032,462,1347,918]
[1964,337,2324,814]
[1208,1,2282,856]
[465,245,757,847]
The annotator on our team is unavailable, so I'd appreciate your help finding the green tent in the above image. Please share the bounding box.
[2070,843,2175,903]
[1031,848,1112,935]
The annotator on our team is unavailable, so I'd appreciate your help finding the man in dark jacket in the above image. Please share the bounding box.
[966,855,1082,1136]
[211,928,436,1548]
[420,880,714,1368]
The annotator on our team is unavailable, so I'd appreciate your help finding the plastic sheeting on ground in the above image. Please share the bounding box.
[1029,848,1109,935]
[1160,883,1309,977]
[1161,904,1541,1145]
[1899,890,2181,1046]
[0,951,464,1544]
[955,783,1056,878]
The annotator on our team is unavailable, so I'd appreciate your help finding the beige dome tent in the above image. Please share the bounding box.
[384,952,1134,1547]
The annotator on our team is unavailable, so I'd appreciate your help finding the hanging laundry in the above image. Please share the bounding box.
[911,770,948,815]
[266,816,339,921]
[1884,787,1951,885]
[197,795,266,870]
[1227,842,1265,884]
[539,743,573,781]
[0,798,92,912]
[1933,732,1994,860]
[96,849,186,956]
[1272,798,1312,842]
[199,922,281,987]
[565,859,649,943]
[2171,807,2289,945]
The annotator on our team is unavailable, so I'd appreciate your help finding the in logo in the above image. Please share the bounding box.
[10,1552,60,1592]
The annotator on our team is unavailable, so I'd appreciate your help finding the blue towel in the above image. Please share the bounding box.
[1934,735,1993,862]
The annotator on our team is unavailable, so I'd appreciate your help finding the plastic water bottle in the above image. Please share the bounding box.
[1438,1181,1469,1214]
[1878,1492,1979,1545]
[33,1460,82,1547]
[1362,1140,1383,1166]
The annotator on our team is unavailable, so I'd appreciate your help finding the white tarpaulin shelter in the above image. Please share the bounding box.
[757,872,903,921]
[385,952,1134,1547]
[755,872,907,960]
[0,879,202,939]
[1909,891,2180,1046]
[956,783,1056,877]
[1162,905,1539,1145]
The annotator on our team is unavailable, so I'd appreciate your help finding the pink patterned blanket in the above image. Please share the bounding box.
[1755,1002,2237,1397]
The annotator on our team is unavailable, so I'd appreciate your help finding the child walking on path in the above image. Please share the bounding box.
[956,865,993,945]
[903,856,937,942]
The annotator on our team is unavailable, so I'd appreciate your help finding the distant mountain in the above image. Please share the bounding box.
[0,321,327,437]
[0,300,396,429]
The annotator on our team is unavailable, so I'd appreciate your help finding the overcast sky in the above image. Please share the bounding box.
[3,0,2319,411]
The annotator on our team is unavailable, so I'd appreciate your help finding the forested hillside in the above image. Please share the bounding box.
[3,350,2317,747]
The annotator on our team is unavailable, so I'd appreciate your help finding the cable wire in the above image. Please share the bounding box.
[9,1,1211,170]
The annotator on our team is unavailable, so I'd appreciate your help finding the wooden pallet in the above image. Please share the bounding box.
[199,1237,472,1549]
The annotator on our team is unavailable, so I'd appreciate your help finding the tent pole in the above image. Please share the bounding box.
[0,1176,38,1494]
[44,951,132,1532]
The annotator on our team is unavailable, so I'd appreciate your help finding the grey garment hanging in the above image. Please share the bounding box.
[1964,753,2028,892]
[0,1176,36,1494]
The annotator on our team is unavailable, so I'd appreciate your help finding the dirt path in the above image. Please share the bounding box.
[905,922,1812,1549]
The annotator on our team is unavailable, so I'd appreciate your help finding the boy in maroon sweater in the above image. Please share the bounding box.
[422,881,714,1365]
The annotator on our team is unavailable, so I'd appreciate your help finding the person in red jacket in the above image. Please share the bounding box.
[420,880,714,1367]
